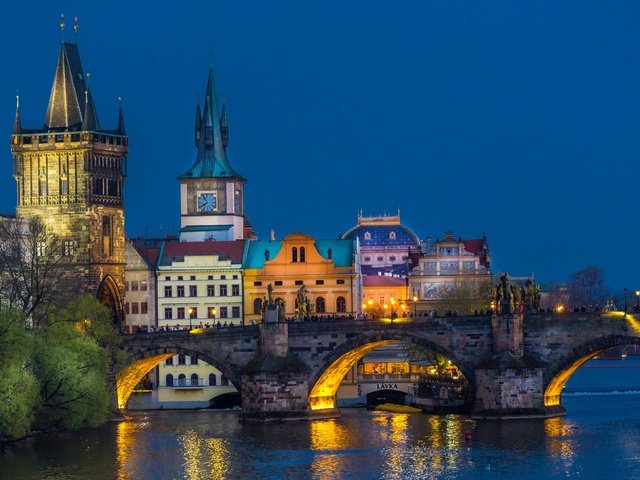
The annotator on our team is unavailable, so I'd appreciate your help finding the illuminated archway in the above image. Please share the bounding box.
[116,346,241,410]
[544,334,640,407]
[97,274,124,327]
[308,332,471,411]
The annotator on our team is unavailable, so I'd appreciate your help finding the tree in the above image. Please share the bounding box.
[0,309,39,439]
[0,216,70,325]
[567,266,608,308]
[437,280,494,314]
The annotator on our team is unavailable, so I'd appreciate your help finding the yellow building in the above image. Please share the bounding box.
[362,275,413,318]
[243,233,362,323]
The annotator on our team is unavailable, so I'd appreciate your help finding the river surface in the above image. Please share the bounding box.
[2,358,640,480]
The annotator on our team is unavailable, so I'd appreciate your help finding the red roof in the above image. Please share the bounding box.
[160,240,245,266]
[363,275,408,287]
[463,239,483,255]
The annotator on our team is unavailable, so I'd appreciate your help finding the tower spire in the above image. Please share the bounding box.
[13,91,21,134]
[60,13,65,42]
[194,98,202,147]
[117,96,126,135]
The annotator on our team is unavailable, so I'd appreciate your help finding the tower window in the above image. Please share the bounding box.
[63,240,74,256]
[300,247,306,262]
[235,190,241,214]
[102,216,113,256]
[292,247,297,263]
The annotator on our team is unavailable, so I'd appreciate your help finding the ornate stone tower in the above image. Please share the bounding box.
[10,33,128,324]
[178,64,251,241]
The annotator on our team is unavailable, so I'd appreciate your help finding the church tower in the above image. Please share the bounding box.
[178,64,249,241]
[10,25,128,324]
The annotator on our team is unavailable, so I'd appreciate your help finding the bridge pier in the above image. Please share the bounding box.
[240,307,339,421]
[472,314,565,419]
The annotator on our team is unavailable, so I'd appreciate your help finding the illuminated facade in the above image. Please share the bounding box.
[10,36,127,323]
[408,231,492,307]
[243,233,362,324]
[156,241,245,328]
[178,65,253,242]
[123,241,156,333]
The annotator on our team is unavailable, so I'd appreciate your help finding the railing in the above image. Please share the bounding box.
[357,374,421,383]
[409,269,490,276]
[162,379,207,389]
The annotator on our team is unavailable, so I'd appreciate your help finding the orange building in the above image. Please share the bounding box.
[243,233,362,323]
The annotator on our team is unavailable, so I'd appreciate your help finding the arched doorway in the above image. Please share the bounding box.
[97,274,124,329]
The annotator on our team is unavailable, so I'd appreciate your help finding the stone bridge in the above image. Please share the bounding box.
[117,311,640,420]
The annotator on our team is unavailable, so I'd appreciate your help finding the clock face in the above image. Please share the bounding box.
[198,193,216,213]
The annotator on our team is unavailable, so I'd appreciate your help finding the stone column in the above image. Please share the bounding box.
[472,314,563,419]
[240,307,333,421]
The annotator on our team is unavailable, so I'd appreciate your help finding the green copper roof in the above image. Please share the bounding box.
[178,65,244,180]
[243,240,283,268]
[314,239,356,267]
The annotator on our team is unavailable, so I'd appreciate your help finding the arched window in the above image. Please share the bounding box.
[253,298,262,314]
[190,373,199,386]
[221,375,229,386]
[337,296,346,313]
[178,373,186,386]
[316,297,325,313]
[364,232,371,240]
[209,373,217,386]
[389,231,396,240]
[166,374,173,387]
[292,247,298,263]
[300,247,306,262]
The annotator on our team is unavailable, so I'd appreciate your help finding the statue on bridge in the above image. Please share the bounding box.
[495,273,515,314]
[261,283,286,323]
[524,279,541,312]
[295,284,312,320]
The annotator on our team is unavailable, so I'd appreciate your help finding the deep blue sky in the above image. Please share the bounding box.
[2,1,639,291]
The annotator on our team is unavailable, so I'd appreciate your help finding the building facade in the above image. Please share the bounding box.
[10,37,128,323]
[243,233,362,324]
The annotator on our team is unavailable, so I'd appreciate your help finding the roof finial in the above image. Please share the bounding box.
[16,90,19,109]
[73,16,79,42]
[86,71,91,87]
[60,13,65,41]
[85,89,89,104]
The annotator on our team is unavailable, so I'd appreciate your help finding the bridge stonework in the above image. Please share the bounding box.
[118,312,640,420]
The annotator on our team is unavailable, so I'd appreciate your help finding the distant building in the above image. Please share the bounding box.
[409,231,492,312]
[10,35,128,324]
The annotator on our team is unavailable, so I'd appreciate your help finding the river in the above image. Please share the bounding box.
[2,357,640,479]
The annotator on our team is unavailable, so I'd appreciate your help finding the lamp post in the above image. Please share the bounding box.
[635,290,640,312]
[412,295,418,317]
[188,307,194,330]
[624,288,628,316]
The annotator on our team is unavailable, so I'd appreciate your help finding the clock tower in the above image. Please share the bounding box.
[178,64,250,241]
[10,32,127,325]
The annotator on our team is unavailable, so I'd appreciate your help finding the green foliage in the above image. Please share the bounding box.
[31,318,111,431]
[0,309,39,439]
[0,296,116,439]
[437,280,494,314]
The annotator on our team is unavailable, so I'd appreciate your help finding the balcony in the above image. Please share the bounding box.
[164,379,207,390]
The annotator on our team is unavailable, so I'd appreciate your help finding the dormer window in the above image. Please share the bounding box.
[364,232,371,240]
[389,231,396,240]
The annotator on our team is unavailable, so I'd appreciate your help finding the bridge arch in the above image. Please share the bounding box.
[543,335,640,407]
[116,345,241,410]
[307,331,474,411]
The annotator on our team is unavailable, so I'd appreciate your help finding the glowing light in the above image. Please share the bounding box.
[544,354,598,406]
[116,353,174,409]
[309,340,393,410]
[555,304,565,313]
[189,328,206,335]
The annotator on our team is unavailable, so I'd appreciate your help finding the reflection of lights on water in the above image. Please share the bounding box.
[544,417,576,472]
[309,419,351,479]
[116,421,140,480]
[178,430,230,480]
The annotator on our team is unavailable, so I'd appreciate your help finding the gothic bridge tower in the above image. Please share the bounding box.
[178,63,251,241]
[10,28,128,325]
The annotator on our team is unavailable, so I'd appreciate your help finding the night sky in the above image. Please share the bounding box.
[2,1,639,291]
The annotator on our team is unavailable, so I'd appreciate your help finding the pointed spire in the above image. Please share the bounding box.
[220,97,229,148]
[117,97,126,135]
[13,92,21,134]
[45,42,94,131]
[194,100,202,147]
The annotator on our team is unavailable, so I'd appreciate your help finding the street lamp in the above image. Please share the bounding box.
[624,288,628,317]
[188,307,194,330]
[635,290,640,312]
[412,295,418,317]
